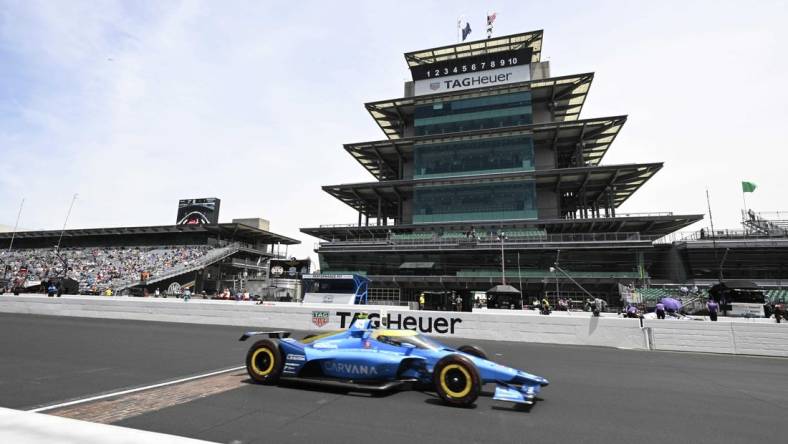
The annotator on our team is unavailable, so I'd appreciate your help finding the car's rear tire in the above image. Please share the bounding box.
[245,339,283,384]
[457,344,487,359]
[433,354,481,407]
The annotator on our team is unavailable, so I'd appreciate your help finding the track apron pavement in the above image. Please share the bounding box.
[0,313,252,409]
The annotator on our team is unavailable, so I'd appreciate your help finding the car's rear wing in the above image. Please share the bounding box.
[239,331,291,341]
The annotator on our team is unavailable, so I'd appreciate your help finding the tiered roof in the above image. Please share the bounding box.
[346,115,627,181]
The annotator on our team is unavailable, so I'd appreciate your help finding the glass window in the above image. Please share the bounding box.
[414,91,532,136]
[414,135,534,179]
[305,279,355,293]
[413,180,538,223]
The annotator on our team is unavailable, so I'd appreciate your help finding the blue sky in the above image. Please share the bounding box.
[1,0,787,261]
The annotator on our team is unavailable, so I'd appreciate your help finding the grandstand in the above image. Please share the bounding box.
[650,210,788,286]
[0,222,299,296]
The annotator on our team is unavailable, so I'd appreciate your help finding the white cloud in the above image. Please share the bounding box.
[1,0,787,264]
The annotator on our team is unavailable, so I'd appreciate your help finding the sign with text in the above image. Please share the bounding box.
[409,47,532,81]
[413,63,531,96]
[270,259,311,279]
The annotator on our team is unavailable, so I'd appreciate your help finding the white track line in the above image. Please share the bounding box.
[29,365,245,413]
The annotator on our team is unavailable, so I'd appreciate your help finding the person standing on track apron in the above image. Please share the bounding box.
[655,302,666,320]
[707,299,719,321]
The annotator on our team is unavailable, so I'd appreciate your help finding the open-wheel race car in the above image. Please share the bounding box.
[239,317,548,407]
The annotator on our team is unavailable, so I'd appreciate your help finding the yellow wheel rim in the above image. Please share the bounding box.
[439,364,472,398]
[250,348,275,376]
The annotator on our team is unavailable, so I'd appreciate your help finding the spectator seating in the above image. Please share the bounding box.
[766,289,788,304]
[391,232,435,241]
[0,245,213,294]
[439,231,467,239]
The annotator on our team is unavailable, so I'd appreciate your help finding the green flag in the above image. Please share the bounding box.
[742,181,757,193]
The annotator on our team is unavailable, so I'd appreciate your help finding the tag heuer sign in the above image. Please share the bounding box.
[312,311,329,328]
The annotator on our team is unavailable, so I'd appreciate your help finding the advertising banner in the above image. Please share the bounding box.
[413,63,530,96]
[270,259,311,279]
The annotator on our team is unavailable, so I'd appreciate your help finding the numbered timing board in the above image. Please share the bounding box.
[409,47,533,81]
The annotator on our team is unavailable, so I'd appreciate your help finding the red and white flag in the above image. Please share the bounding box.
[487,12,497,38]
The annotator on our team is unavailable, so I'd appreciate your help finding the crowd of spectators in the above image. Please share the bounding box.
[1,245,213,294]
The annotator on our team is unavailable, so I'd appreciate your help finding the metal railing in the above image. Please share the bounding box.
[742,210,788,236]
[655,228,788,245]
[116,244,241,291]
[318,212,676,230]
[611,211,674,218]
[316,231,655,251]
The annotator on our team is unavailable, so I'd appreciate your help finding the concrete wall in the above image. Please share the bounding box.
[530,62,550,80]
[0,295,642,350]
[644,319,788,357]
[231,218,270,231]
[532,103,552,124]
[2,295,786,357]
[536,188,560,219]
[0,407,215,444]
[533,144,555,170]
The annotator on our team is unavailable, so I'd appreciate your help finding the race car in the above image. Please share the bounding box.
[239,317,548,407]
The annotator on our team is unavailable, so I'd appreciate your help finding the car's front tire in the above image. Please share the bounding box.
[245,339,283,384]
[433,354,481,407]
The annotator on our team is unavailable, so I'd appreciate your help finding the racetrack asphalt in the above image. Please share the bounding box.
[0,313,251,410]
[1,313,787,443]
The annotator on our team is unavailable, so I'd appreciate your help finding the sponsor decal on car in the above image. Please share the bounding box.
[323,361,378,376]
[286,354,306,361]
[312,310,329,327]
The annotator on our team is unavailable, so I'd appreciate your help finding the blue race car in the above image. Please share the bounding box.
[239,317,548,407]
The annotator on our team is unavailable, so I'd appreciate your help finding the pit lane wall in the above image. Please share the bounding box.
[1,295,786,356]
[642,319,788,357]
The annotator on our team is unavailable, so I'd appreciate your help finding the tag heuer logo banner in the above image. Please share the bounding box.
[312,311,330,327]
[414,63,530,96]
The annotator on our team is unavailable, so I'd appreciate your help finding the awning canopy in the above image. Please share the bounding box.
[0,223,301,245]
[322,163,663,216]
[301,213,703,241]
[404,30,543,68]
[366,72,594,139]
[487,284,522,294]
[345,115,627,181]
[399,262,436,269]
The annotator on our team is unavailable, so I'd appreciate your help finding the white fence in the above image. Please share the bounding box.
[1,295,786,357]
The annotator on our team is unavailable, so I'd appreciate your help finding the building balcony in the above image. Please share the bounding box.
[314,231,656,253]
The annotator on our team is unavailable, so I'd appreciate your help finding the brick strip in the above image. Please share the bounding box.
[48,371,247,424]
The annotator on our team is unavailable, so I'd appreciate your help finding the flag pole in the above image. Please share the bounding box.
[7,198,24,253]
[56,193,78,252]
[706,188,718,264]
[742,184,748,214]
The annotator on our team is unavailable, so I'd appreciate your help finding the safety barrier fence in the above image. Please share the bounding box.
[0,295,785,357]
